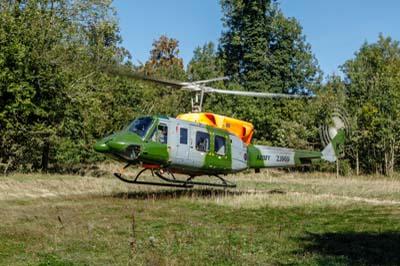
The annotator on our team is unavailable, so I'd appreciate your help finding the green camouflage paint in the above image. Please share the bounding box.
[247,144,264,168]
[202,126,232,174]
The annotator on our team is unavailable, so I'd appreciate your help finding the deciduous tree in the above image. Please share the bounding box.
[343,34,400,175]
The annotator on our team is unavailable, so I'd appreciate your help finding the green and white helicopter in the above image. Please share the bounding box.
[94,71,347,188]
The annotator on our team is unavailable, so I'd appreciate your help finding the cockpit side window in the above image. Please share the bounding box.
[214,135,226,155]
[128,117,153,138]
[151,123,168,144]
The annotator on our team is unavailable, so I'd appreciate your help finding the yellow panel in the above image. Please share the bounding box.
[177,113,254,145]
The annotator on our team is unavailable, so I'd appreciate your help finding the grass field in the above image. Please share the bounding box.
[1,169,400,266]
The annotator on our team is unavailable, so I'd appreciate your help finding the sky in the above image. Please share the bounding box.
[112,0,400,78]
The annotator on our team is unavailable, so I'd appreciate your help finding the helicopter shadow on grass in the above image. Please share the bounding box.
[298,231,400,266]
[111,188,249,201]
[110,187,286,201]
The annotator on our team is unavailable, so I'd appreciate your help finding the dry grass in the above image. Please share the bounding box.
[1,169,400,205]
[234,170,400,200]
[0,174,133,200]
[0,163,163,201]
[194,190,400,210]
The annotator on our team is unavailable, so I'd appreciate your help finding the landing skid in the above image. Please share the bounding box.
[114,167,236,188]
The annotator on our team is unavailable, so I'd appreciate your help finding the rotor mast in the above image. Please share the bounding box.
[186,76,229,113]
[191,91,204,112]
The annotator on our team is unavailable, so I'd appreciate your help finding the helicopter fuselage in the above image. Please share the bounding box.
[94,115,324,176]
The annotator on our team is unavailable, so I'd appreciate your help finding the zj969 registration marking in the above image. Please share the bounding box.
[276,155,290,162]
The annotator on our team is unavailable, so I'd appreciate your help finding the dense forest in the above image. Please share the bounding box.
[0,0,399,175]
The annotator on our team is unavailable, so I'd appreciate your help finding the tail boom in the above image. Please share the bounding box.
[247,145,322,169]
[247,129,346,170]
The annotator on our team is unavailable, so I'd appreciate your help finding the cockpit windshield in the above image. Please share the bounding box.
[128,117,154,138]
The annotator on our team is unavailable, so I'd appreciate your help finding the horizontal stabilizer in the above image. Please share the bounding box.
[322,143,336,162]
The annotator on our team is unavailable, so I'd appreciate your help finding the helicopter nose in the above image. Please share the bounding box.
[94,131,143,161]
[93,137,127,153]
[93,137,130,153]
[94,134,116,153]
[93,141,110,153]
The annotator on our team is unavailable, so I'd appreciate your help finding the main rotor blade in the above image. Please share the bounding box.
[107,67,312,98]
[107,67,189,88]
[107,67,229,89]
[191,76,230,84]
[131,75,190,88]
[204,87,313,98]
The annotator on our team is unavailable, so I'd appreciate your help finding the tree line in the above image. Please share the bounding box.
[0,0,398,175]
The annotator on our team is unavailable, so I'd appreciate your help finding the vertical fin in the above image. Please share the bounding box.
[321,129,346,162]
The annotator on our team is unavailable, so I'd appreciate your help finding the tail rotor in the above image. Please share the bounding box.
[320,108,350,146]
[320,108,350,161]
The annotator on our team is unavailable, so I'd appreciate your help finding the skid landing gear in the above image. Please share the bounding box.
[114,166,236,188]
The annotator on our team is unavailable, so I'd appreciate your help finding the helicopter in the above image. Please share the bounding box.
[94,68,347,188]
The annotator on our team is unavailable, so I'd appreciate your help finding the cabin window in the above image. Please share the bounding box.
[151,123,168,144]
[214,135,226,155]
[195,131,210,152]
[180,128,188,144]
